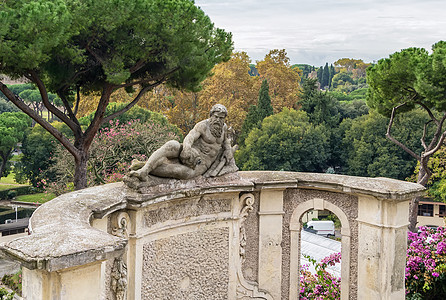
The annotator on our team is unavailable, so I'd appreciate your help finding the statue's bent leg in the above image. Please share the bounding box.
[129,140,181,181]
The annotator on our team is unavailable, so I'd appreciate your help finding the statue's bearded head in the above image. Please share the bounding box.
[209,104,227,138]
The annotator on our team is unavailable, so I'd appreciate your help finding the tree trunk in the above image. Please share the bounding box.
[73,151,89,190]
[408,196,421,233]
[0,151,8,179]
[408,157,431,232]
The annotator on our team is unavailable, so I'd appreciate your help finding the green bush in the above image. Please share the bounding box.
[0,287,14,299]
[0,185,38,200]
[0,270,22,299]
[1,269,21,297]
[6,190,16,199]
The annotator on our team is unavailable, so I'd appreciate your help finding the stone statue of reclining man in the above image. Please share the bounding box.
[128,104,238,181]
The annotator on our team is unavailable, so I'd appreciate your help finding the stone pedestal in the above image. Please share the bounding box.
[357,195,410,299]
[22,262,103,300]
[258,189,284,299]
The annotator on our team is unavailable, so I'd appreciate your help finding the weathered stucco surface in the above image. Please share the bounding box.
[143,196,231,228]
[142,227,229,299]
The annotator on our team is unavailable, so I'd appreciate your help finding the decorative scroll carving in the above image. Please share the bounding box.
[111,212,129,300]
[236,193,272,300]
[112,212,130,238]
[111,256,128,300]
[239,193,254,262]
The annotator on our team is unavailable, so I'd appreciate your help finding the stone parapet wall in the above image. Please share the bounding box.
[0,171,425,299]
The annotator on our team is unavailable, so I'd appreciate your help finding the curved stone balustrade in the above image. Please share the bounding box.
[2,182,129,272]
[0,171,425,299]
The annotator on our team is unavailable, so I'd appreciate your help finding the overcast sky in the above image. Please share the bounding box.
[195,0,446,66]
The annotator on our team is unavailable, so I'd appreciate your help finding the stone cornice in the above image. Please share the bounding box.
[240,171,425,201]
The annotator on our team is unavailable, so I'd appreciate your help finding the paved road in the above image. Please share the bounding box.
[0,256,20,278]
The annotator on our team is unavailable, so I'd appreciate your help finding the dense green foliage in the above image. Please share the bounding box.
[341,110,429,180]
[300,78,340,127]
[0,0,232,189]
[79,102,182,137]
[416,146,446,202]
[0,85,32,113]
[331,72,354,88]
[17,105,180,187]
[0,0,232,91]
[367,41,446,187]
[45,118,180,195]
[0,185,37,200]
[321,63,330,88]
[238,79,273,146]
[337,100,369,120]
[0,98,19,113]
[14,123,67,186]
[317,63,336,89]
[2,83,61,119]
[293,64,314,78]
[329,88,368,103]
[299,78,367,172]
[0,287,14,300]
[367,43,446,231]
[257,80,274,119]
[236,109,330,172]
[367,48,429,115]
[0,84,33,100]
[0,112,30,178]
[1,269,21,297]
[235,74,425,181]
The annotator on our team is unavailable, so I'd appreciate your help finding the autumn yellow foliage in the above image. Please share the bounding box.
[77,50,302,136]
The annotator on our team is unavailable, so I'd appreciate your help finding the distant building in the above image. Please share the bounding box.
[0,218,29,237]
[301,209,330,223]
[418,200,445,227]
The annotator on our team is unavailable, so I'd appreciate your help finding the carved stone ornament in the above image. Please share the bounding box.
[112,212,130,239]
[236,193,272,300]
[239,193,254,263]
[111,256,128,300]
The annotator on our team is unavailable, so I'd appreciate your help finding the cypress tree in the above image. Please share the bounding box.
[239,105,259,146]
[257,79,273,120]
[321,63,330,88]
[317,67,323,84]
[329,64,336,88]
[238,79,273,146]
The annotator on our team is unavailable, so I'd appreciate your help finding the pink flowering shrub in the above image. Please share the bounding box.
[300,227,446,299]
[300,252,341,299]
[406,226,446,299]
[43,119,179,195]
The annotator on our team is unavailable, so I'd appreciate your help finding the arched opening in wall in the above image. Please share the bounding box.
[300,209,342,299]
[288,199,351,300]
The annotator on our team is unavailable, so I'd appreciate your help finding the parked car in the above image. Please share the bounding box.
[305,220,335,237]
